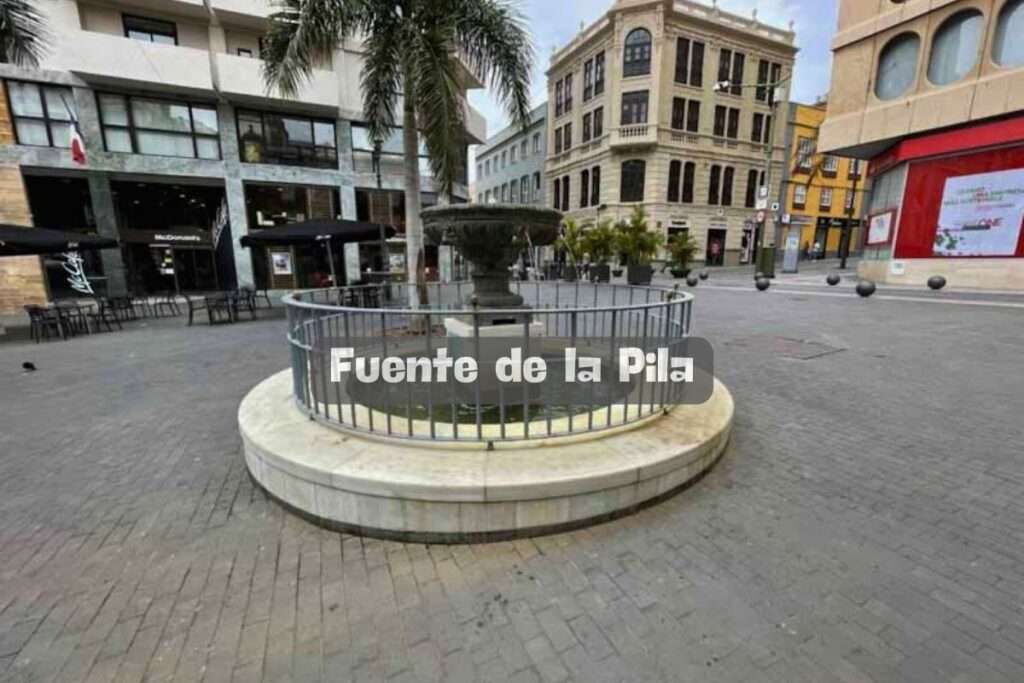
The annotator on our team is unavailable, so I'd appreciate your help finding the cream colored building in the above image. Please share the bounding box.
[545,0,796,266]
[819,0,1024,290]
[0,0,486,312]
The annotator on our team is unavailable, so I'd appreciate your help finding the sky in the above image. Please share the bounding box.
[467,0,839,179]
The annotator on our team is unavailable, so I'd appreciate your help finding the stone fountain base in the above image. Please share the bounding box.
[239,370,734,543]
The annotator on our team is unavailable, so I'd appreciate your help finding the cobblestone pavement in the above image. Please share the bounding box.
[2,286,1024,683]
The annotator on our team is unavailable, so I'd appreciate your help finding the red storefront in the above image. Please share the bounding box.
[860,114,1024,290]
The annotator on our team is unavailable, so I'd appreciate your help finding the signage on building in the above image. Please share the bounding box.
[867,211,894,245]
[934,169,1024,256]
[120,229,212,247]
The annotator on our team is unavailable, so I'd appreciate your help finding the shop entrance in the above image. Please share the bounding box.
[705,229,726,266]
[112,180,232,294]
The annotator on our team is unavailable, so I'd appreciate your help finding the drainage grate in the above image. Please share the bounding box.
[724,335,846,361]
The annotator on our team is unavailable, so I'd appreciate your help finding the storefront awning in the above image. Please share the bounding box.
[240,219,395,247]
[0,224,118,257]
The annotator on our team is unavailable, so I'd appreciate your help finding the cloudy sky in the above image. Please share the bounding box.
[467,0,838,176]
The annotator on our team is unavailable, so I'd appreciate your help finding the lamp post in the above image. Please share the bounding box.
[713,71,792,275]
[840,161,861,270]
[371,138,388,274]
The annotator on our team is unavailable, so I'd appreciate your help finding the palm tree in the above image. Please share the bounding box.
[262,0,534,304]
[0,0,50,66]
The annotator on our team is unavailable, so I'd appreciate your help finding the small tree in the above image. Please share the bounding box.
[557,218,586,273]
[581,220,616,264]
[0,0,49,67]
[667,232,698,272]
[614,206,663,266]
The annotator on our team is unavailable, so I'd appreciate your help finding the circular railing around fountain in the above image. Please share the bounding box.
[283,279,694,444]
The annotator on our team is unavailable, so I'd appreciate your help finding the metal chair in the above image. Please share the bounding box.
[24,305,65,342]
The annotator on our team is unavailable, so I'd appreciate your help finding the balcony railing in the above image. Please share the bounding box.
[610,124,656,147]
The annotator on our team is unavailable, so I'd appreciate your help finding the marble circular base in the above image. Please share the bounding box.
[239,370,734,543]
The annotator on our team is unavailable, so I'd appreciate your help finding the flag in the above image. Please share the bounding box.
[70,121,87,165]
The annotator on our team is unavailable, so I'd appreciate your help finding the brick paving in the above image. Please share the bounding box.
[2,286,1024,682]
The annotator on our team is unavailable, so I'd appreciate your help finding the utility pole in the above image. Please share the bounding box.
[840,160,861,270]
[714,70,792,276]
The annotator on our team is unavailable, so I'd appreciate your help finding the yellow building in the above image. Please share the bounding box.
[781,101,869,259]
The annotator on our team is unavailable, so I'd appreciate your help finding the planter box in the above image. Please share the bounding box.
[590,264,611,283]
[627,264,653,286]
[670,267,691,279]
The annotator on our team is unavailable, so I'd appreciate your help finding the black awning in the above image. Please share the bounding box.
[0,224,119,257]
[240,219,395,247]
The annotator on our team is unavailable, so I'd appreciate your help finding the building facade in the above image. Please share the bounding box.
[545,0,796,267]
[820,0,1024,289]
[474,104,547,205]
[0,0,486,313]
[779,101,869,259]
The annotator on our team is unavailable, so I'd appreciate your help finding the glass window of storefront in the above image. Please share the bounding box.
[98,94,220,159]
[350,124,467,186]
[237,109,337,169]
[6,81,75,148]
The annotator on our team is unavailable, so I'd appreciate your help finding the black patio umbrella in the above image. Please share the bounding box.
[240,219,395,284]
[0,224,118,257]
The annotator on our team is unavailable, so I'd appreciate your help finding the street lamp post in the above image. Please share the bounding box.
[713,71,792,275]
[840,161,861,270]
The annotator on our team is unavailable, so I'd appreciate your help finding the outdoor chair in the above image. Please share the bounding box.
[153,291,180,318]
[24,305,65,342]
[204,295,234,325]
[54,303,90,337]
[231,290,258,321]
[89,298,123,333]
[240,286,273,309]
[185,295,208,326]
[109,296,137,322]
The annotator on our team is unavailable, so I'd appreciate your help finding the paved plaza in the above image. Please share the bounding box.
[2,278,1024,682]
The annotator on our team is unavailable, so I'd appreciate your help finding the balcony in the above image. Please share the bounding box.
[610,124,657,148]
[464,101,487,144]
[215,54,338,108]
[46,31,213,92]
[209,0,272,23]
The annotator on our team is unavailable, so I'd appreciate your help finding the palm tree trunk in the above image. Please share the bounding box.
[402,78,424,310]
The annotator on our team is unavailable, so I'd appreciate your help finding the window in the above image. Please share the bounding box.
[668,160,681,202]
[623,29,652,77]
[620,160,646,202]
[845,189,856,211]
[820,187,833,210]
[994,0,1024,67]
[822,155,839,175]
[581,169,590,208]
[721,167,735,207]
[477,163,482,179]
[99,94,220,159]
[796,137,815,170]
[751,113,772,144]
[682,162,695,203]
[582,112,592,142]
[593,107,604,138]
[123,15,176,44]
[510,146,517,164]
[714,106,740,139]
[675,37,705,87]
[6,81,75,148]
[756,60,782,102]
[533,133,541,154]
[594,52,606,95]
[510,179,519,203]
[553,178,561,209]
[745,169,759,208]
[928,10,983,86]
[555,79,564,117]
[554,128,563,154]
[621,91,649,125]
[584,59,594,101]
[521,140,528,159]
[534,172,541,198]
[561,175,570,211]
[351,124,441,180]
[485,190,492,203]
[876,33,920,100]
[485,159,490,175]
[717,48,745,95]
[241,109,337,168]
[708,165,722,205]
[794,184,807,208]
[564,73,574,112]
[671,98,700,133]
[522,175,530,202]
[849,159,864,178]
[563,123,572,149]
[237,48,253,57]
[591,166,601,205]
[501,150,507,168]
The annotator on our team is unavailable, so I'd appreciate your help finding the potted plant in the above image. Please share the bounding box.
[556,218,585,281]
[581,221,617,283]
[667,232,698,279]
[614,207,663,286]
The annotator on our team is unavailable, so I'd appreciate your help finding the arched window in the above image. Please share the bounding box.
[667,160,682,203]
[875,33,920,100]
[561,175,570,211]
[620,160,646,202]
[623,29,652,77]
[721,167,735,207]
[553,178,561,210]
[580,169,590,208]
[994,0,1024,67]
[745,169,759,208]
[708,165,722,205]
[928,10,983,86]
[591,166,601,205]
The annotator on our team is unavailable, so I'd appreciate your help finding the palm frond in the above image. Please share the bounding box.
[358,5,403,145]
[409,20,465,195]
[450,0,533,130]
[0,0,50,67]
[262,0,360,98]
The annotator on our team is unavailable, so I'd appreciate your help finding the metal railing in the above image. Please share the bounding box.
[283,280,695,444]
